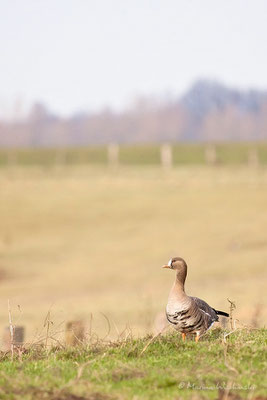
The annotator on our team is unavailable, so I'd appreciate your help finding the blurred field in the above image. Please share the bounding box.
[0,164,266,344]
[1,143,267,166]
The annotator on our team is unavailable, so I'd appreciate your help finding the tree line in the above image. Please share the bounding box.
[1,80,267,147]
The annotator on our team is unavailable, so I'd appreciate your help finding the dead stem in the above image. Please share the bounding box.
[43,310,53,349]
[227,298,236,330]
[7,299,14,361]
[223,342,238,374]
[140,325,170,356]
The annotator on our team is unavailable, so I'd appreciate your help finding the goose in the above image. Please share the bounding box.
[162,257,229,342]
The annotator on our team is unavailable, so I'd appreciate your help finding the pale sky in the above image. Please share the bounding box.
[1,0,267,117]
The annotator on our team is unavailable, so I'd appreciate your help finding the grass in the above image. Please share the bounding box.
[1,143,267,167]
[0,328,266,400]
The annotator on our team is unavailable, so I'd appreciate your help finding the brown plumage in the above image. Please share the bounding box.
[162,257,229,342]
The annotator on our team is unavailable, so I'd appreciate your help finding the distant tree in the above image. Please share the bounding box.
[1,80,267,147]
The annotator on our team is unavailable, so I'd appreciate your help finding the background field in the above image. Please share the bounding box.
[1,143,267,167]
[0,160,266,345]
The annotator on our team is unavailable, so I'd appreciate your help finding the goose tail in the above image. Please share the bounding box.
[215,309,229,317]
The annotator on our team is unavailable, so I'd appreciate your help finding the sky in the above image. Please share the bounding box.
[0,0,267,118]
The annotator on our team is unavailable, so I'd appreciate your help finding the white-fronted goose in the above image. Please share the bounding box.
[162,257,229,342]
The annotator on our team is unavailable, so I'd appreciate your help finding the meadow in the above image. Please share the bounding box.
[0,329,266,400]
[0,158,267,399]
[1,142,267,167]
[0,162,266,340]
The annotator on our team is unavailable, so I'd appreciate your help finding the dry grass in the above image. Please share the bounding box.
[0,165,266,343]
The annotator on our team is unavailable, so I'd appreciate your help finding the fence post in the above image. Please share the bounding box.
[205,144,217,165]
[160,144,172,169]
[108,144,119,167]
[55,149,66,168]
[248,148,259,167]
[65,320,85,346]
[2,326,25,351]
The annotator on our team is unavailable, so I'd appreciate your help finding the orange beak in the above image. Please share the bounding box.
[162,264,170,269]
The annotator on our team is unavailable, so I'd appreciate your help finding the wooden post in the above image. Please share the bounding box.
[2,326,25,352]
[220,316,228,329]
[65,320,85,346]
[205,144,217,165]
[248,148,259,167]
[108,144,119,167]
[160,144,172,169]
[153,311,169,335]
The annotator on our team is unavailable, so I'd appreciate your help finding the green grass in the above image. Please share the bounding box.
[119,145,160,165]
[1,143,267,166]
[0,329,266,400]
[0,147,108,167]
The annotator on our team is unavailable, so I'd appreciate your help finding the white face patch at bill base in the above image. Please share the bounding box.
[168,258,172,267]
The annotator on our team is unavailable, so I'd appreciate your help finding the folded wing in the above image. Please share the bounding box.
[190,296,219,323]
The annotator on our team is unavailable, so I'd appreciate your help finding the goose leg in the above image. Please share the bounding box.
[182,333,186,342]
[195,333,200,343]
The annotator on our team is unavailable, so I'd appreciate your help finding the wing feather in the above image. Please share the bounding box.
[190,297,219,323]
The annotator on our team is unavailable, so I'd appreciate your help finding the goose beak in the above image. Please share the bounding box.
[162,264,170,269]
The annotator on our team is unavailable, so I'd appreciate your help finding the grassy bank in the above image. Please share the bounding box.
[0,328,266,400]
